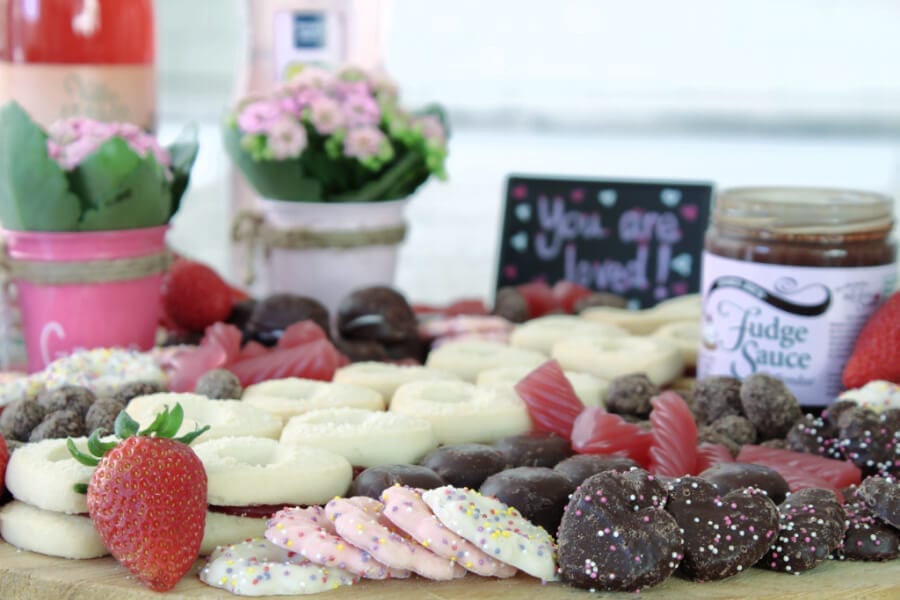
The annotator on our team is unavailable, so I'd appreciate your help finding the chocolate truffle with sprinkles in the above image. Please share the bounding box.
[664,476,779,581]
[787,414,842,460]
[759,487,847,573]
[739,373,803,440]
[836,407,899,478]
[855,476,900,529]
[834,499,899,562]
[557,469,683,592]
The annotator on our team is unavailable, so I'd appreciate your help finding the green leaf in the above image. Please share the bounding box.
[175,425,211,446]
[76,153,171,231]
[156,403,185,438]
[223,124,323,201]
[0,102,81,230]
[166,123,199,218]
[138,404,170,436]
[330,151,422,203]
[114,410,140,439]
[86,429,118,457]
[67,438,100,467]
[73,483,89,495]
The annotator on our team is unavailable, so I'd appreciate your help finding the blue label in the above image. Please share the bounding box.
[293,13,326,49]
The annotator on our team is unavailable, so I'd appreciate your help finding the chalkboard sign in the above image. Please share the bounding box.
[496,175,714,308]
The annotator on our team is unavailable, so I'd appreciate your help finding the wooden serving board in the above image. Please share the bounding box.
[1,542,898,600]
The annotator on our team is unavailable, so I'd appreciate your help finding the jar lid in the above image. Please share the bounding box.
[715,187,895,235]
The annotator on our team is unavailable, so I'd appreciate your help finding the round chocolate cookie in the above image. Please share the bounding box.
[557,469,683,592]
[855,476,900,529]
[760,487,846,573]
[553,454,640,488]
[494,431,572,468]
[349,464,445,499]
[0,399,46,441]
[665,476,779,581]
[698,462,790,504]
[421,443,508,489]
[836,407,899,478]
[739,373,802,440]
[28,409,86,442]
[36,386,95,416]
[85,399,125,435]
[693,376,742,424]
[604,374,659,418]
[480,466,574,534]
[246,294,331,346]
[836,499,899,562]
[111,381,166,405]
[337,286,417,344]
[706,415,756,447]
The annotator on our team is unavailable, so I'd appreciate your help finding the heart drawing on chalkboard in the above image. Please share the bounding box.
[660,188,682,207]
[503,264,518,280]
[671,281,689,296]
[511,184,529,199]
[679,203,699,221]
[515,203,532,222]
[597,189,617,207]
[671,253,693,277]
[510,231,529,252]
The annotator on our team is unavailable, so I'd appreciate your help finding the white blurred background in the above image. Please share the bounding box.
[158,0,900,304]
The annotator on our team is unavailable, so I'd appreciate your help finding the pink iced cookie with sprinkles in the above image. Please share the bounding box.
[380,485,517,578]
[265,506,408,580]
[421,485,558,581]
[325,496,466,580]
[199,538,358,596]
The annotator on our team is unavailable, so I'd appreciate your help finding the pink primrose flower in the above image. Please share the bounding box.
[417,115,446,144]
[309,96,345,135]
[288,66,335,91]
[343,126,386,159]
[266,116,308,160]
[342,93,381,128]
[237,99,283,134]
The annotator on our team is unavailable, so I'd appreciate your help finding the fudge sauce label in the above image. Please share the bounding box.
[698,252,897,406]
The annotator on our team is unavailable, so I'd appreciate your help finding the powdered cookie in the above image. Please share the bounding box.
[552,335,683,386]
[425,339,546,382]
[242,377,384,420]
[0,500,107,559]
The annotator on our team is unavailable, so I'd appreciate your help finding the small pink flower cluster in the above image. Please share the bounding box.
[46,118,171,171]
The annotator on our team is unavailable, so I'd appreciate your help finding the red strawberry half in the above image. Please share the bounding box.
[162,258,234,332]
[515,360,583,438]
[842,291,900,389]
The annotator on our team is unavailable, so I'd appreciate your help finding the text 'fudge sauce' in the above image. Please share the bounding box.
[699,187,897,407]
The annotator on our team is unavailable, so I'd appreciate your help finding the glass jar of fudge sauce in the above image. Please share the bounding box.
[698,187,897,407]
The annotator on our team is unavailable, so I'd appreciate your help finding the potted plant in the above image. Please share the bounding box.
[0,101,197,371]
[224,65,449,309]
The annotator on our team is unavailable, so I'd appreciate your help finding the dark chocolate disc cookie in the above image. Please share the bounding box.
[855,476,900,529]
[494,431,572,468]
[421,443,508,489]
[664,476,779,581]
[698,462,790,505]
[349,464,445,498]
[557,469,683,592]
[480,466,574,534]
[553,454,640,488]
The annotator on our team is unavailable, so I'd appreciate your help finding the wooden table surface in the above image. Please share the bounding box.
[1,542,898,600]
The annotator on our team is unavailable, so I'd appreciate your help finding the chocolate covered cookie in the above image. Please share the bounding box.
[495,431,572,468]
[557,469,683,592]
[698,462,790,505]
[337,286,417,343]
[604,374,658,418]
[760,487,846,573]
[349,464,445,499]
[421,443,508,489]
[739,374,802,440]
[836,499,899,562]
[836,408,899,478]
[553,455,640,488]
[480,466,574,534]
[855,476,900,529]
[664,476,779,581]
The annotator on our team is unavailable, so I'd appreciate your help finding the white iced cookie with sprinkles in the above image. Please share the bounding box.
[0,501,108,559]
[510,315,627,354]
[41,347,165,397]
[425,339,547,382]
[280,408,436,467]
[333,362,461,406]
[242,377,385,420]
[477,365,608,408]
[390,380,531,445]
[838,380,900,412]
[199,538,358,596]
[4,437,94,514]
[127,393,283,442]
[551,335,683,386]
[421,485,558,581]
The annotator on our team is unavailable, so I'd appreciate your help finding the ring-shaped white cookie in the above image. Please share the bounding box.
[551,335,683,385]
[425,340,547,382]
[651,320,699,368]
[200,511,268,556]
[242,377,385,420]
[0,501,107,559]
[4,437,95,514]
[333,363,460,406]
[510,315,628,354]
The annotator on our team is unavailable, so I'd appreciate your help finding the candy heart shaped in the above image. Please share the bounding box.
[760,487,846,573]
[557,470,683,592]
[664,476,779,581]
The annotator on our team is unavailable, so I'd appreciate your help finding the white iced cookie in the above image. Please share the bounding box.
[422,486,557,581]
[425,339,546,382]
[390,380,532,445]
[552,335,683,385]
[5,437,94,514]
[0,501,108,559]
[126,393,283,442]
[581,294,701,335]
[200,511,268,556]
[242,377,384,420]
[194,436,352,507]
[333,362,461,406]
[509,315,627,354]
[41,347,165,397]
[200,538,358,596]
[651,320,700,368]
[280,408,437,467]
[838,380,900,413]
[476,365,608,408]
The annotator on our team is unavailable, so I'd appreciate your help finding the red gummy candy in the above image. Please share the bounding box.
[552,280,594,314]
[277,320,329,348]
[163,323,242,392]
[695,443,734,474]
[516,281,560,319]
[444,298,489,316]
[228,338,344,386]
[736,444,861,492]
[514,360,583,438]
[571,407,654,467]
[648,391,698,477]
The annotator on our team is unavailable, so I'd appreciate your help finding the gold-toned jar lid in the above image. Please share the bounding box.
[715,187,895,236]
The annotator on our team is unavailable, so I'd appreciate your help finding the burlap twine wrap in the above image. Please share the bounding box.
[231,210,408,285]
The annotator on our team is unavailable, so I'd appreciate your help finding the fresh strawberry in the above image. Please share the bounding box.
[68,406,209,592]
[515,360,583,437]
[552,280,594,314]
[0,433,9,497]
[843,291,900,389]
[162,258,233,332]
[647,391,698,477]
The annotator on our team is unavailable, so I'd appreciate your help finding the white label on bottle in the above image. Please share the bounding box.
[273,9,347,81]
[698,252,897,407]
